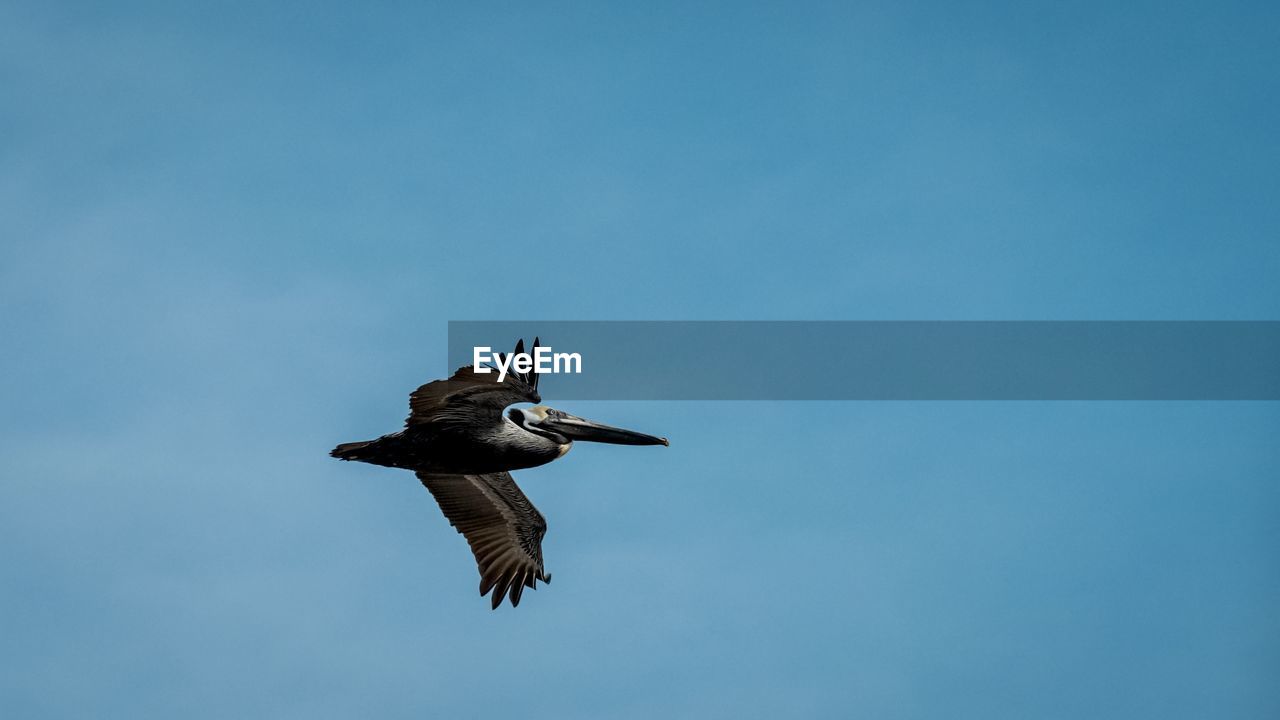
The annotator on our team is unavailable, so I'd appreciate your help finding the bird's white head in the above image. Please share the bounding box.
[507,405,668,447]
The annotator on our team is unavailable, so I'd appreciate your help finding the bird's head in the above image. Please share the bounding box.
[508,405,669,447]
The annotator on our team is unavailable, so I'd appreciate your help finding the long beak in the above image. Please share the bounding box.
[544,414,669,446]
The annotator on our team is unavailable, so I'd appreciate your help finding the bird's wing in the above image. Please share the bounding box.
[416,470,550,609]
[406,338,542,427]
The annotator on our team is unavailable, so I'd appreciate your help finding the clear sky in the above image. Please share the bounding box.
[2,1,1278,718]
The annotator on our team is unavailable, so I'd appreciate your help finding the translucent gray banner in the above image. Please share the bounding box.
[447,321,1280,400]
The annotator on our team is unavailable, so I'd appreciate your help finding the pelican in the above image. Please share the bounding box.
[331,339,668,608]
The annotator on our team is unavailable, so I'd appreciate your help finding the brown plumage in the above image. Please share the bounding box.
[406,340,541,428]
[416,471,550,609]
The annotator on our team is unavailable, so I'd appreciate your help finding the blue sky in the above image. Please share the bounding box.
[2,1,1278,718]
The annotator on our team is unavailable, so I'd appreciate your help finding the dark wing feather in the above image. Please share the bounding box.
[406,339,541,427]
[416,471,550,609]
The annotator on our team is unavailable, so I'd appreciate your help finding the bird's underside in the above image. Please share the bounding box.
[416,471,550,609]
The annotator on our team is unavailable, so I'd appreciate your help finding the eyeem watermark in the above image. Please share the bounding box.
[452,321,1280,399]
[473,346,583,382]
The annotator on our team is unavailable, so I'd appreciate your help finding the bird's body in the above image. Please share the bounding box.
[332,420,568,475]
[331,339,667,608]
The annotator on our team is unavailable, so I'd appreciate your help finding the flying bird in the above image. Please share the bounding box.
[331,339,668,608]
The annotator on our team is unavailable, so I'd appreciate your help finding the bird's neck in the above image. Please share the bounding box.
[486,420,565,468]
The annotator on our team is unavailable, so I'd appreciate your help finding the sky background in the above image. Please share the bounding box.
[2,1,1278,718]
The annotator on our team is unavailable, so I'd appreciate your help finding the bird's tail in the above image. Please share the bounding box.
[330,439,377,461]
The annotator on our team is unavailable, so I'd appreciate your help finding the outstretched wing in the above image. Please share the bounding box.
[406,338,542,427]
[416,470,551,609]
